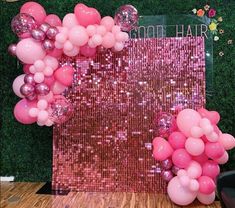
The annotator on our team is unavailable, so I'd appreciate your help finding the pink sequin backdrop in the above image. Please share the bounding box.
[52,37,205,192]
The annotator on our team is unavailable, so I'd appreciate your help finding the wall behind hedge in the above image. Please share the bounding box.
[0,0,234,181]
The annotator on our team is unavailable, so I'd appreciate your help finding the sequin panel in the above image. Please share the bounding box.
[52,37,205,193]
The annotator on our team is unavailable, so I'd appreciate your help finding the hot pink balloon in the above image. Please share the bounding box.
[47,47,63,58]
[74,3,101,27]
[69,26,89,46]
[51,81,67,95]
[152,137,173,161]
[80,44,97,57]
[168,131,186,149]
[198,108,220,125]
[54,66,74,87]
[14,99,37,124]
[16,38,46,64]
[192,153,208,164]
[205,142,225,159]
[186,161,202,179]
[167,176,197,206]
[215,151,229,164]
[44,14,62,26]
[176,109,201,137]
[198,176,216,194]
[20,2,46,25]
[202,160,220,179]
[12,74,26,98]
[185,137,205,156]
[44,76,55,87]
[219,133,235,150]
[172,149,192,168]
[197,191,215,205]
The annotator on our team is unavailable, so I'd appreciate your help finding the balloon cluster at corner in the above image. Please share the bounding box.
[9,2,138,126]
[153,108,235,206]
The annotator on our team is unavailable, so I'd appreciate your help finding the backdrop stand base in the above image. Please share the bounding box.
[36,182,70,195]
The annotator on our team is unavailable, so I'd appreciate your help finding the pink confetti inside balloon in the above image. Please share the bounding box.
[155,112,177,138]
[49,96,74,124]
[8,44,17,56]
[11,13,37,38]
[161,170,174,182]
[114,5,138,32]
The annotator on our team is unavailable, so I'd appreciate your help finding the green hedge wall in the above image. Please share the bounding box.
[1,0,234,181]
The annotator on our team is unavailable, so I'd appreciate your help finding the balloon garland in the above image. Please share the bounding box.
[10,2,133,126]
[153,108,235,205]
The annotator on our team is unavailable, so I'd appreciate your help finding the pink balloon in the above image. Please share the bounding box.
[198,108,220,125]
[54,66,74,87]
[62,13,79,29]
[192,153,208,164]
[198,176,216,194]
[152,137,173,161]
[185,137,205,156]
[96,25,107,36]
[23,65,31,74]
[167,176,197,206]
[187,161,202,179]
[20,2,46,25]
[202,160,220,179]
[38,91,54,103]
[92,34,103,46]
[197,191,215,205]
[44,76,55,87]
[14,99,37,124]
[80,44,97,57]
[12,74,25,98]
[44,14,62,26]
[43,55,59,70]
[16,38,46,64]
[74,3,101,27]
[219,133,235,150]
[69,26,89,46]
[101,16,115,32]
[102,32,115,48]
[172,149,192,168]
[215,151,229,164]
[176,109,201,137]
[205,142,225,159]
[168,131,186,149]
[51,81,67,94]
[190,126,204,138]
[47,47,63,58]
[86,25,97,36]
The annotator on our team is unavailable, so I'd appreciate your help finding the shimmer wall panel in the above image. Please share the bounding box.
[52,37,205,192]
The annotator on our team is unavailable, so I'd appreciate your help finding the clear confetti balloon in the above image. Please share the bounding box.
[155,112,177,138]
[11,13,37,38]
[114,5,138,32]
[49,96,74,124]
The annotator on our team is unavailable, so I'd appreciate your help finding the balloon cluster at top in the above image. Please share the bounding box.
[153,108,235,206]
[10,2,132,126]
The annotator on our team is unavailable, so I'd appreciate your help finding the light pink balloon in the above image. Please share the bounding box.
[44,14,62,26]
[190,126,204,138]
[202,160,220,179]
[43,55,59,70]
[38,110,49,123]
[152,137,173,161]
[197,191,215,205]
[54,66,74,86]
[168,131,186,149]
[219,133,235,150]
[205,142,225,159]
[167,176,197,206]
[198,176,216,194]
[51,81,67,94]
[186,161,202,179]
[92,34,103,46]
[12,74,25,98]
[16,38,46,64]
[69,26,89,46]
[101,16,115,31]
[74,3,101,27]
[62,13,79,29]
[215,151,229,164]
[38,91,54,103]
[20,2,46,25]
[176,109,201,137]
[80,44,96,57]
[189,179,200,192]
[102,32,115,48]
[185,137,205,156]
[86,25,97,36]
[63,46,79,57]
[14,99,37,124]
[96,25,107,36]
[172,149,192,168]
[198,108,220,125]
[114,42,124,52]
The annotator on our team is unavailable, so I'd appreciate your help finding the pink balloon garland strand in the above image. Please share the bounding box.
[9,2,131,126]
[153,108,235,206]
